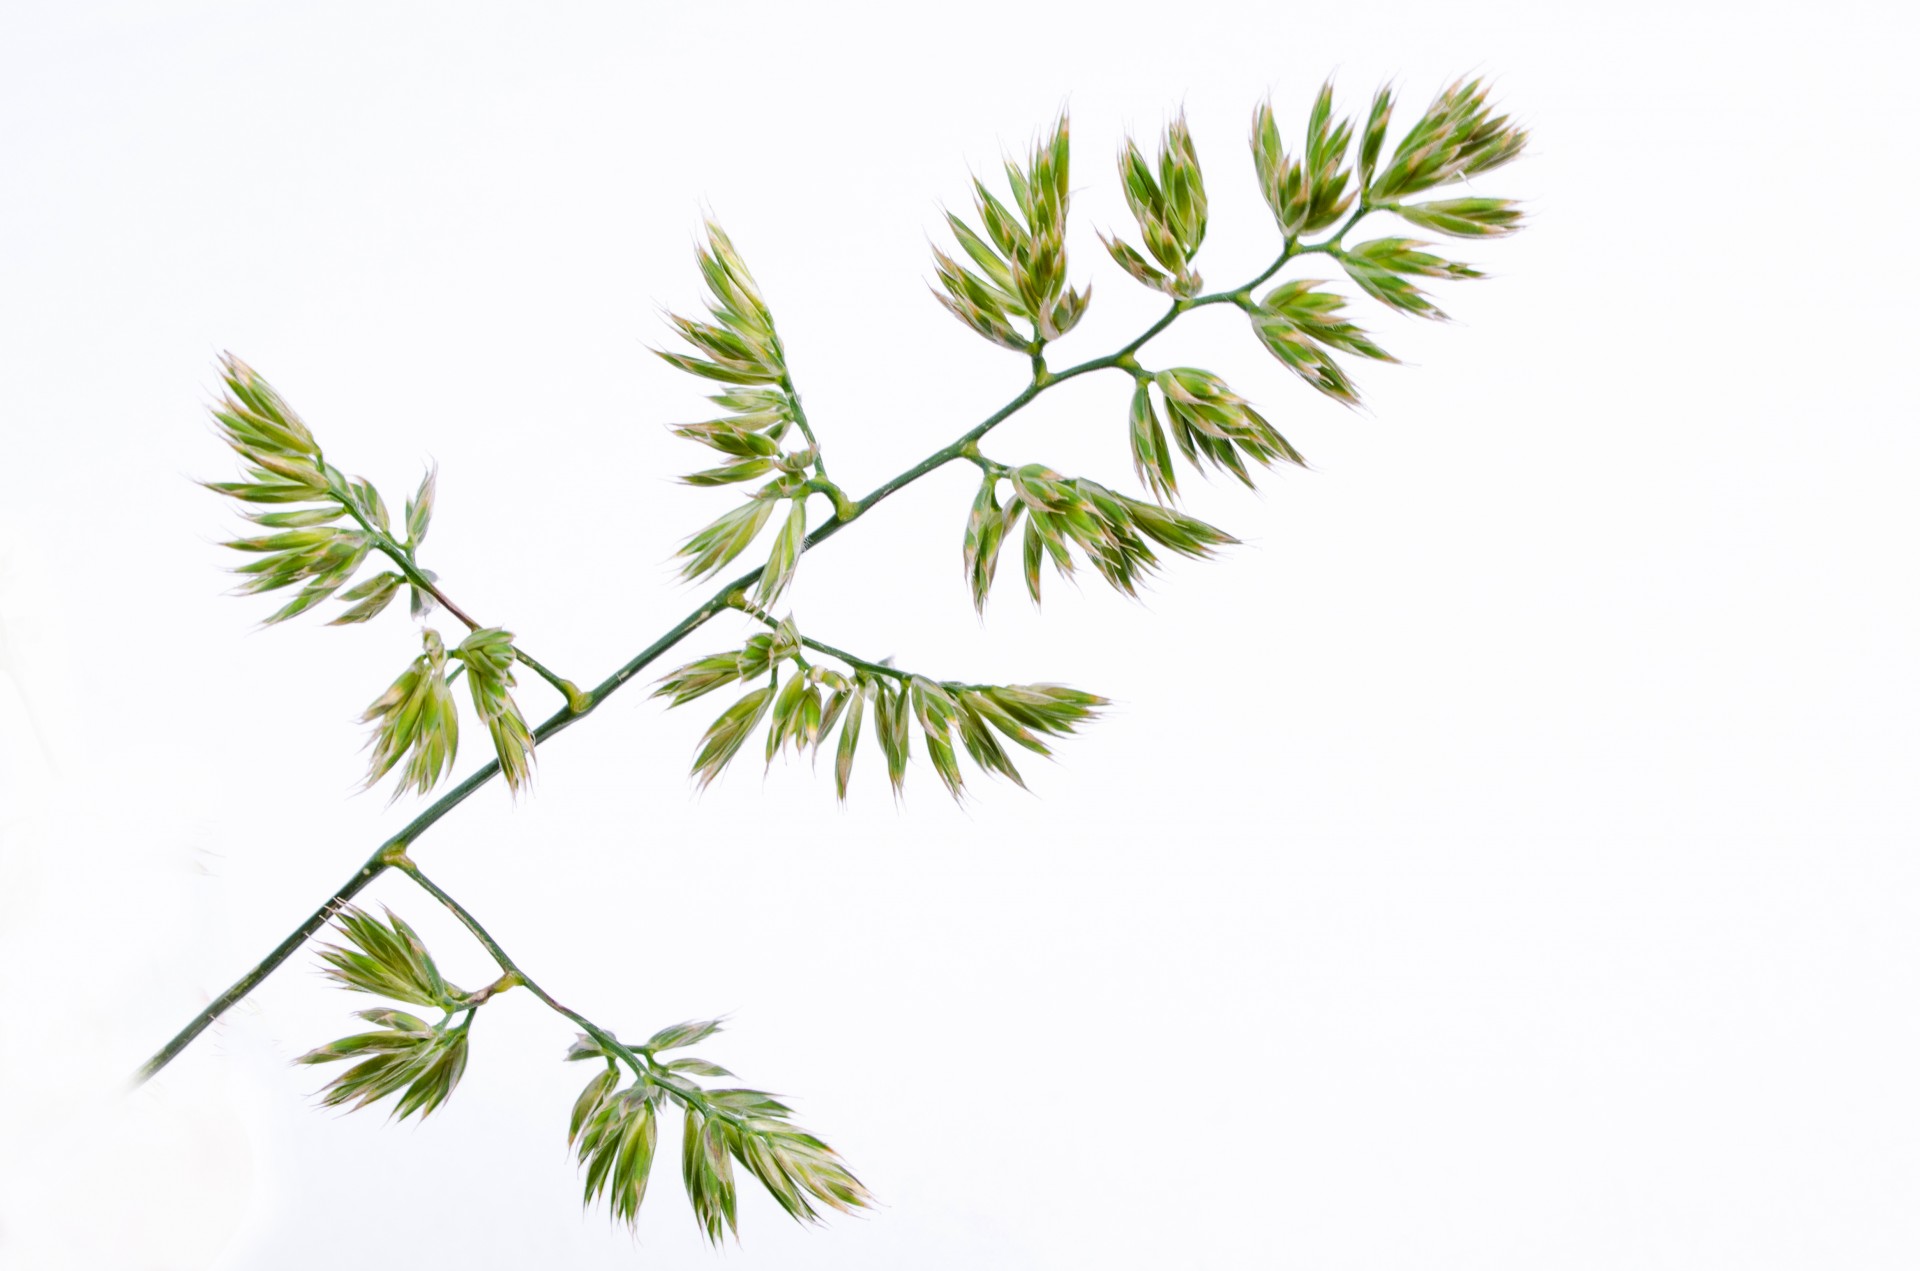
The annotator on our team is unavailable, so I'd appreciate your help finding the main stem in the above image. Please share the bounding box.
[136,230,1348,1084]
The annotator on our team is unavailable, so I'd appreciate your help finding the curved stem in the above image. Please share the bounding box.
[461,970,523,1008]
[1293,201,1373,257]
[797,635,902,682]
[136,233,1345,1082]
[513,649,587,712]
[332,492,482,632]
[332,479,582,708]
[728,595,911,683]
[408,574,482,633]
[392,857,746,1123]
[389,856,597,1038]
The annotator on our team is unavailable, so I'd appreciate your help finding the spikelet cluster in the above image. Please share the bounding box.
[297,908,473,1120]
[567,1021,870,1241]
[655,621,1105,802]
[360,629,461,799]
[1100,114,1209,298]
[660,222,814,607]
[933,115,1090,349]
[452,627,535,795]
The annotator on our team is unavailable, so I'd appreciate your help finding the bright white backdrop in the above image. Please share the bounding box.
[3,2,1917,1267]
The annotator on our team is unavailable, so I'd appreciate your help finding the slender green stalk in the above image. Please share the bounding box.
[793,636,902,683]
[136,233,1349,1084]
[330,485,481,631]
[462,970,523,1007]
[132,744,530,1083]
[391,855,764,1130]
[780,374,825,472]
[331,483,585,708]
[514,648,587,712]
[725,593,908,682]
[386,854,616,1057]
[132,855,383,1084]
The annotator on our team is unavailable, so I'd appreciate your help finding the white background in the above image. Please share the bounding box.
[3,2,1917,1267]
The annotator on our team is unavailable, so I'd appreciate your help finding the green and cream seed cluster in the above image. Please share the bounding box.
[654,616,1104,802]
[662,222,820,609]
[933,115,1090,350]
[1100,114,1209,298]
[206,358,548,798]
[207,355,441,627]
[977,464,1237,607]
[298,904,868,1242]
[649,76,1527,811]
[297,908,476,1120]
[568,1022,869,1239]
[358,629,462,799]
[173,70,1528,1252]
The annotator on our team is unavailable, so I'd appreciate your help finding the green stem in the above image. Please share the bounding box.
[780,375,825,472]
[797,636,903,682]
[391,857,746,1124]
[332,477,583,709]
[135,234,1344,1083]
[728,597,909,684]
[332,490,482,632]
[461,970,523,1008]
[132,737,539,1084]
[1293,201,1372,257]
[131,853,386,1084]
[514,649,588,713]
[387,854,601,1041]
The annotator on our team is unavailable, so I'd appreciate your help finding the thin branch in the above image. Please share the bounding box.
[391,856,755,1125]
[780,374,826,474]
[330,488,482,631]
[513,648,587,712]
[332,474,585,708]
[727,594,909,683]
